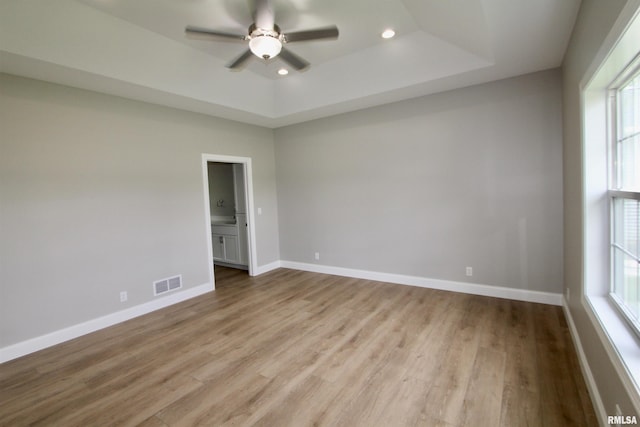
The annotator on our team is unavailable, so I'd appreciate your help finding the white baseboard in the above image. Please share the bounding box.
[562,299,607,426]
[280,261,563,306]
[253,260,282,276]
[0,282,212,363]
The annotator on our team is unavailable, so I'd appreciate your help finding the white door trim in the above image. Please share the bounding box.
[202,154,258,289]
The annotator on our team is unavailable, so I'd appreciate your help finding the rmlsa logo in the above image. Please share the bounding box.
[608,415,638,425]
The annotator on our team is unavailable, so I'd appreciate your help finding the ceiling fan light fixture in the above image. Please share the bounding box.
[249,35,282,59]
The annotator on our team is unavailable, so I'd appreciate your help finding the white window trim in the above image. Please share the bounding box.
[608,62,640,337]
[582,1,640,412]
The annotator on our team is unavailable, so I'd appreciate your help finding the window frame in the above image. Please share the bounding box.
[608,56,640,338]
[580,2,640,411]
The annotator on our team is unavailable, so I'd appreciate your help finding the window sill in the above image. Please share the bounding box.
[585,295,640,408]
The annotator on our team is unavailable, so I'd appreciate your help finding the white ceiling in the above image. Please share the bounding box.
[0,0,581,128]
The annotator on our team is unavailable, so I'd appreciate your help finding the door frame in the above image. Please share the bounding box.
[202,154,258,289]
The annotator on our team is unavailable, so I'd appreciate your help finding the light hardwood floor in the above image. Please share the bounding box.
[0,266,597,426]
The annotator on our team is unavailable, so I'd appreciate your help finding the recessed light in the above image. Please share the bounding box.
[381,29,395,39]
[277,68,289,76]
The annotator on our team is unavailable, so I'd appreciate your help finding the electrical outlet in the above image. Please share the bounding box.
[315,252,320,261]
[566,288,571,302]
[120,291,128,302]
[465,267,473,276]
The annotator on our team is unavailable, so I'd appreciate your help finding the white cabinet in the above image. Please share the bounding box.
[223,235,239,263]
[212,234,240,263]
[212,235,224,259]
[212,224,240,264]
[236,214,249,266]
[211,234,240,264]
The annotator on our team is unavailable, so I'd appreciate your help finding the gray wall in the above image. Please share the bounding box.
[207,162,235,217]
[274,69,564,293]
[0,74,279,347]
[562,0,638,417]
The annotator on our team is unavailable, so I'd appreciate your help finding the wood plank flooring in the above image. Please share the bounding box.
[0,266,598,426]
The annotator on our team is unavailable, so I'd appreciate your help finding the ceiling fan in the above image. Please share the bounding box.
[185,0,339,71]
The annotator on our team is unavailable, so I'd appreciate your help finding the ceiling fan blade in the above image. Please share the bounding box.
[185,26,247,41]
[279,48,310,71]
[282,26,339,43]
[251,0,275,30]
[227,49,254,70]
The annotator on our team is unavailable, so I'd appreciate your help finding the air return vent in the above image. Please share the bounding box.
[153,275,182,296]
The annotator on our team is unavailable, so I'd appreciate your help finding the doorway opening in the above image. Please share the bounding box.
[202,154,257,289]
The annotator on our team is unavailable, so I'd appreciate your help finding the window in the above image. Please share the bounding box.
[610,62,640,335]
[581,4,640,402]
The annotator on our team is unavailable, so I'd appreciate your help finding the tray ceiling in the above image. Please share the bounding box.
[0,0,581,127]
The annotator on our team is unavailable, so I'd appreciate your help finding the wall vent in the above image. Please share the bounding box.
[153,275,182,296]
